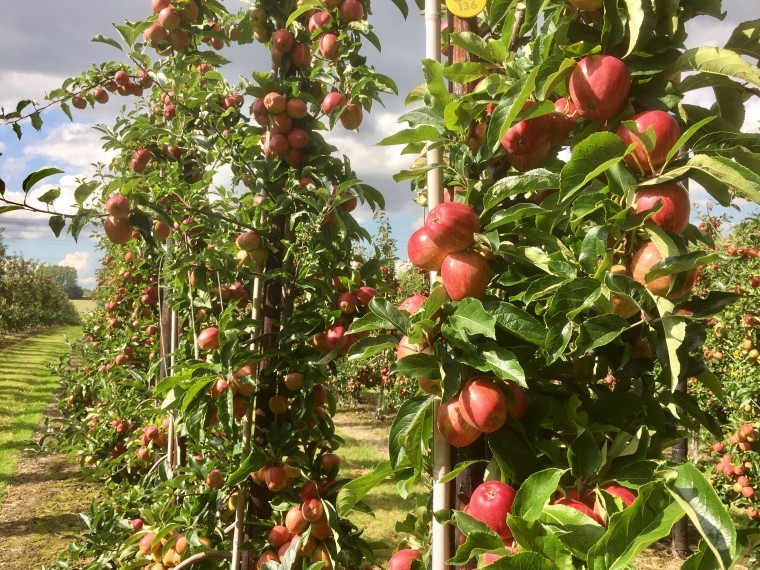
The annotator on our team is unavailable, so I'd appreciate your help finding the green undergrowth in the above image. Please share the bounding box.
[0,325,81,502]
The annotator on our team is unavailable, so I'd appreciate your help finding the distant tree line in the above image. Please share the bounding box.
[0,230,80,336]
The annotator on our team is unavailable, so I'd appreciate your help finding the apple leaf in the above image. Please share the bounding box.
[346,335,398,361]
[488,301,546,347]
[458,344,526,386]
[91,34,123,51]
[392,353,440,379]
[540,505,605,560]
[48,215,66,238]
[604,272,658,316]
[507,516,572,567]
[559,133,629,203]
[660,462,738,568]
[450,299,497,339]
[673,46,760,88]
[378,125,441,146]
[450,32,495,63]
[365,297,410,334]
[575,314,631,355]
[485,552,561,569]
[586,482,684,570]
[226,451,266,487]
[421,59,452,115]
[448,531,506,566]
[389,396,431,471]
[512,468,566,521]
[483,170,559,212]
[337,460,393,516]
[486,69,539,152]
[622,0,653,56]
[725,19,760,59]
[22,167,63,193]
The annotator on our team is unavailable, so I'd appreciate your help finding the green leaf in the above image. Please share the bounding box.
[438,460,489,484]
[560,133,629,202]
[484,170,560,212]
[91,34,123,51]
[587,481,684,570]
[227,451,266,486]
[486,69,539,152]
[22,167,63,192]
[489,301,546,347]
[337,461,393,516]
[540,504,605,559]
[725,19,760,59]
[508,516,571,567]
[568,428,603,479]
[421,59,452,115]
[579,226,608,274]
[366,297,410,334]
[449,299,497,339]
[691,154,760,202]
[389,0,409,18]
[575,315,631,355]
[450,32,495,63]
[388,397,431,470]
[393,353,440,379]
[486,552,560,569]
[673,46,760,88]
[484,203,548,231]
[49,215,66,237]
[604,273,658,316]
[622,0,651,56]
[378,125,441,146]
[512,468,566,521]
[74,180,98,205]
[346,335,398,361]
[37,188,61,204]
[478,346,526,386]
[661,462,737,568]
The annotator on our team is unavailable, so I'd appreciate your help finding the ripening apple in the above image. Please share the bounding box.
[440,251,493,301]
[104,216,132,244]
[569,55,631,122]
[550,97,579,144]
[319,33,340,60]
[630,241,696,298]
[501,101,552,171]
[273,29,295,53]
[425,202,480,253]
[458,378,507,433]
[291,43,312,68]
[616,110,681,176]
[388,549,422,570]
[609,264,639,318]
[198,327,220,350]
[340,103,363,130]
[339,0,364,22]
[468,480,517,540]
[321,91,346,114]
[398,293,427,314]
[106,194,130,219]
[633,183,690,233]
[286,98,308,119]
[309,11,331,32]
[569,0,603,9]
[158,7,181,31]
[407,227,448,271]
[437,396,482,447]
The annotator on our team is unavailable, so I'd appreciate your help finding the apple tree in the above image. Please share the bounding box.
[338,0,760,567]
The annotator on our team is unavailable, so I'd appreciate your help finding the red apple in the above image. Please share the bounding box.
[291,43,312,68]
[633,183,690,233]
[263,92,287,114]
[617,111,681,176]
[555,496,603,525]
[337,292,358,314]
[388,549,422,570]
[321,92,346,114]
[198,327,220,350]
[106,194,130,219]
[437,396,482,447]
[287,98,308,119]
[158,7,181,31]
[340,103,363,130]
[179,0,199,22]
[440,252,493,301]
[236,230,262,251]
[468,480,517,540]
[272,29,294,53]
[309,11,331,32]
[569,55,631,122]
[407,227,448,271]
[205,468,224,489]
[355,286,376,305]
[301,498,324,522]
[550,97,579,144]
[325,325,347,350]
[339,0,364,22]
[630,241,696,298]
[319,33,340,60]
[503,381,527,420]
[501,101,552,158]
[426,202,480,253]
[396,335,433,360]
[399,293,427,314]
[104,216,132,244]
[601,483,636,506]
[459,378,508,433]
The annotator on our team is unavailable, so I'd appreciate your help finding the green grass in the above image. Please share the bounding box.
[71,299,96,315]
[336,415,427,553]
[0,326,81,502]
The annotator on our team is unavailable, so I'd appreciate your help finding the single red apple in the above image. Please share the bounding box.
[459,378,508,433]
[272,29,295,53]
[198,327,220,350]
[399,293,427,314]
[339,0,364,22]
[104,216,132,244]
[437,396,482,447]
[321,91,346,115]
[616,110,681,176]
[340,103,363,130]
[426,202,480,253]
[407,227,448,271]
[630,241,696,298]
[309,11,331,32]
[388,549,422,570]
[440,252,493,301]
[633,183,690,233]
[319,33,340,60]
[569,55,631,122]
[106,194,130,219]
[468,480,517,540]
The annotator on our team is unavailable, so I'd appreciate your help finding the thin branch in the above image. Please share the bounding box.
[173,550,233,570]
[508,3,527,53]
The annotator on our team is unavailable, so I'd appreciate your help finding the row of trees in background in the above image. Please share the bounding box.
[0,230,80,336]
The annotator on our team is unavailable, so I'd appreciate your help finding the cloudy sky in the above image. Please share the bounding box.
[0,1,757,288]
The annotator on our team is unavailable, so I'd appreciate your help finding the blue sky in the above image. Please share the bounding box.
[0,1,758,288]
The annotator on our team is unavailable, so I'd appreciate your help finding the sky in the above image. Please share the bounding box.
[0,1,758,288]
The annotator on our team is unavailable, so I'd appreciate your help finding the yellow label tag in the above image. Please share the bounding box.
[446,0,487,18]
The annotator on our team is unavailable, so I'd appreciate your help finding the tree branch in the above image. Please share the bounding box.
[173,550,233,570]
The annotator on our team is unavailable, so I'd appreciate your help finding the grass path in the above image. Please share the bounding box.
[0,325,81,503]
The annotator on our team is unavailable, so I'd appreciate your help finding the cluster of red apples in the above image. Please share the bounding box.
[312,281,378,355]
[143,0,202,53]
[437,378,527,447]
[407,202,493,301]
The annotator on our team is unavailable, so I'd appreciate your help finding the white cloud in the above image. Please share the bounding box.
[0,71,66,111]
[59,250,90,273]
[24,122,115,168]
